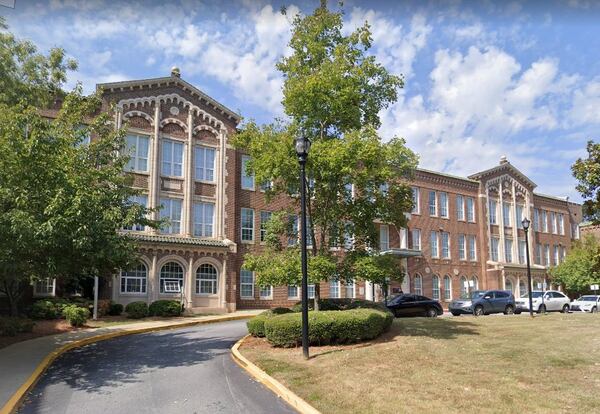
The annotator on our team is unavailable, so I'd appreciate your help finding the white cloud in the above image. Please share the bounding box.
[570,79,600,124]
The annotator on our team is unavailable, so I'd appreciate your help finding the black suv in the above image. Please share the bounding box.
[385,294,444,318]
[449,290,516,316]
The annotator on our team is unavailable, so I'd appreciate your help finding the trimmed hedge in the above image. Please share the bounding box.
[264,308,394,347]
[291,298,389,313]
[62,305,90,327]
[108,302,124,316]
[149,300,183,317]
[247,307,294,337]
[29,298,95,320]
[125,301,149,319]
[30,300,60,320]
[0,317,35,336]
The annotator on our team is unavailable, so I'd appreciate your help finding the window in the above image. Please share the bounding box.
[411,187,420,214]
[288,285,299,299]
[516,205,524,229]
[460,276,468,297]
[535,244,542,265]
[260,211,272,242]
[544,244,550,266]
[241,155,255,190]
[125,134,149,172]
[456,195,465,220]
[343,222,353,250]
[503,202,511,227]
[553,245,559,266]
[571,223,580,239]
[412,229,421,250]
[260,285,272,299]
[123,195,148,231]
[468,235,477,261]
[159,198,182,234]
[414,274,422,295]
[161,139,184,177]
[194,146,215,182]
[466,197,475,222]
[551,212,557,234]
[240,269,254,298]
[345,279,355,298]
[491,237,499,262]
[241,208,254,242]
[329,279,340,298]
[561,246,566,263]
[505,238,513,263]
[430,231,439,258]
[429,190,437,216]
[505,279,513,294]
[307,284,315,299]
[471,276,479,290]
[34,278,56,297]
[533,208,540,231]
[542,210,548,232]
[380,225,390,251]
[288,215,299,246]
[489,199,497,225]
[120,263,147,294]
[558,214,564,235]
[193,202,214,237]
[518,239,526,264]
[160,262,184,293]
[458,234,466,260]
[443,275,452,300]
[259,181,272,192]
[439,192,448,218]
[519,280,527,297]
[432,275,440,300]
[441,232,450,258]
[196,263,218,294]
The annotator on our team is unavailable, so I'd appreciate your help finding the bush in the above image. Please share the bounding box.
[108,302,124,316]
[30,300,60,320]
[0,317,35,336]
[62,305,90,327]
[264,308,393,348]
[97,299,112,317]
[291,298,389,313]
[148,300,183,317]
[247,308,294,337]
[125,301,149,319]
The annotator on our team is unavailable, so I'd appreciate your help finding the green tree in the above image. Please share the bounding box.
[572,140,600,224]
[549,235,600,296]
[234,3,417,307]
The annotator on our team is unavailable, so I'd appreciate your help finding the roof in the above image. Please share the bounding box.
[97,74,241,123]
[416,168,479,184]
[127,233,230,248]
[532,192,569,202]
[468,160,537,188]
[380,248,423,258]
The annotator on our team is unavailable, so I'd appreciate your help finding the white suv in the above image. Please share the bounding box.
[570,295,600,313]
[514,290,571,314]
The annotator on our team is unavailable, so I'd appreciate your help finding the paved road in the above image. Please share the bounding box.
[18,320,296,414]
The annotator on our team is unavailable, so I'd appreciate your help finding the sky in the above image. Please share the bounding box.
[3,0,600,202]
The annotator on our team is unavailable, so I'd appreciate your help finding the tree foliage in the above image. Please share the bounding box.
[572,140,600,224]
[549,235,600,295]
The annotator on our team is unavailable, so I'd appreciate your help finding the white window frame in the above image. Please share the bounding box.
[193,202,214,237]
[458,234,466,260]
[120,263,147,295]
[159,261,184,294]
[33,278,56,297]
[259,285,273,300]
[489,199,497,225]
[345,279,355,298]
[443,275,452,301]
[411,187,420,214]
[123,195,148,231]
[329,279,340,299]
[240,269,255,299]
[466,197,475,222]
[432,275,440,300]
[241,208,255,242]
[194,146,216,182]
[196,263,218,295]
[439,192,449,218]
[125,133,150,173]
[468,235,477,261]
[430,231,439,258]
[456,195,465,221]
[307,284,315,299]
[241,155,255,190]
[441,232,450,259]
[380,225,390,251]
[428,190,437,216]
[413,274,423,296]
[159,198,182,234]
[161,138,184,178]
[412,229,421,250]
[287,285,299,300]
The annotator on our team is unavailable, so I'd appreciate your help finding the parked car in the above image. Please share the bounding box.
[385,294,443,318]
[449,290,516,316]
[570,295,600,313]
[514,290,571,314]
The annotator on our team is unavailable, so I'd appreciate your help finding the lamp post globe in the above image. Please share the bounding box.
[522,217,534,317]
[295,136,311,161]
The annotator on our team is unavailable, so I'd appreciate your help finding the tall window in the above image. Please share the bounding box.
[571,223,580,239]
[160,262,184,293]
[553,245,559,265]
[288,285,299,299]
[260,211,272,242]
[125,134,149,172]
[430,231,439,258]
[432,275,440,300]
[441,232,450,258]
[329,279,340,298]
[516,205,524,228]
[412,229,421,250]
[380,225,390,251]
[535,244,542,265]
[542,210,548,232]
[240,269,254,298]
[123,195,148,231]
[307,284,315,299]
[558,213,564,235]
[471,276,479,290]
[345,279,355,298]
[194,146,215,182]
[460,276,468,297]
[561,246,566,262]
[429,190,437,216]
[414,274,422,295]
[533,208,540,231]
[489,199,497,225]
[33,278,56,297]
[196,263,218,294]
[439,192,448,218]
[468,235,477,261]
[193,202,214,237]
[491,237,499,261]
[518,240,526,264]
[544,244,550,266]
[466,197,475,222]
[411,187,420,214]
[241,155,254,190]
[120,263,147,294]
[456,195,465,220]
[241,208,254,242]
[519,280,527,297]
[288,215,299,246]
[443,275,452,300]
[160,198,182,234]
[260,285,272,299]
[161,139,184,177]
[551,212,557,234]
[503,202,511,227]
[505,239,513,263]
[458,234,466,260]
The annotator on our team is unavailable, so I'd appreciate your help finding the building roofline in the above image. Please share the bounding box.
[467,160,537,188]
[415,168,479,184]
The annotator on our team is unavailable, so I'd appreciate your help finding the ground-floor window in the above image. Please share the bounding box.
[160,261,184,293]
[432,275,440,300]
[329,280,340,298]
[240,269,254,298]
[260,285,272,299]
[33,278,56,297]
[471,276,479,290]
[120,263,147,294]
[413,274,422,295]
[307,284,315,299]
[196,263,218,295]
[288,285,299,299]
[345,279,355,298]
[443,275,452,300]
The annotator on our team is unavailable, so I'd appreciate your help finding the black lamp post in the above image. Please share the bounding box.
[522,217,534,317]
[295,135,311,359]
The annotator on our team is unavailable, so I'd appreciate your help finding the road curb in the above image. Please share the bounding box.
[0,314,252,414]
[231,335,321,414]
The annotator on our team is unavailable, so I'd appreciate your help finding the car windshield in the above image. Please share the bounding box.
[578,296,598,302]
[459,291,485,300]
[521,292,544,298]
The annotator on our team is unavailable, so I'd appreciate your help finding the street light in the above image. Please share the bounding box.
[522,217,534,318]
[295,135,311,359]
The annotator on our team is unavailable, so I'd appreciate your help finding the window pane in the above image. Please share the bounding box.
[439,192,448,218]
[241,155,255,189]
[429,191,437,216]
[241,208,254,241]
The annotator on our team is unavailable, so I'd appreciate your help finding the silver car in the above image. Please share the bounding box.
[514,290,571,314]
[570,295,600,313]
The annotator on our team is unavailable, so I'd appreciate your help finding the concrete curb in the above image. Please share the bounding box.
[0,314,252,414]
[231,335,321,414]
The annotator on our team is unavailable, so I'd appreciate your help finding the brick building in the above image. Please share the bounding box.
[22,70,583,312]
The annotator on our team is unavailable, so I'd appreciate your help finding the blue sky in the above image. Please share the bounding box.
[3,0,600,201]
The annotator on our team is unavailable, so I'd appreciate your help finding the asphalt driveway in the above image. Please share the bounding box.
[18,320,296,414]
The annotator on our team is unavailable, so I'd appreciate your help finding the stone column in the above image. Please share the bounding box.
[183,112,194,237]
[216,128,227,239]
[186,256,194,310]
[511,181,518,263]
[149,102,161,233]
[498,181,506,262]
[151,252,159,301]
[221,257,228,310]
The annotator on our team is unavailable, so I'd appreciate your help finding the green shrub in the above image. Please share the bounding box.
[125,301,149,319]
[292,298,388,313]
[148,300,183,317]
[62,305,90,327]
[247,308,293,337]
[264,308,393,347]
[0,317,35,336]
[108,302,124,316]
[30,300,60,320]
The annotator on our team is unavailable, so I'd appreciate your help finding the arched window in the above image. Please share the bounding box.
[414,274,422,295]
[471,275,479,290]
[160,261,184,293]
[460,275,468,297]
[120,262,147,294]
[444,275,452,300]
[519,279,527,297]
[505,279,513,294]
[196,263,218,295]
[432,275,440,300]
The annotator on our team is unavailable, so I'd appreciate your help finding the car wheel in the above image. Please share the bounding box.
[592,306,598,314]
[514,309,522,315]
[561,304,570,313]
[474,305,484,316]
[426,308,438,318]
[451,312,461,316]
[537,304,546,314]
[504,305,515,315]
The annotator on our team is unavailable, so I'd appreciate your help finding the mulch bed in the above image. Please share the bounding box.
[0,319,77,350]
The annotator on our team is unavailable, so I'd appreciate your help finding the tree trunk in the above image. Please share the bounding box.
[314,284,321,311]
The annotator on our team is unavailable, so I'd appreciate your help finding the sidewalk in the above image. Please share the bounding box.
[0,310,261,411]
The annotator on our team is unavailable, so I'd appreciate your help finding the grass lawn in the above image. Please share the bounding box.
[241,313,600,414]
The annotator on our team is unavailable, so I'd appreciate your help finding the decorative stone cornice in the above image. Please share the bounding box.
[160,117,188,132]
[123,110,154,126]
[414,168,479,190]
